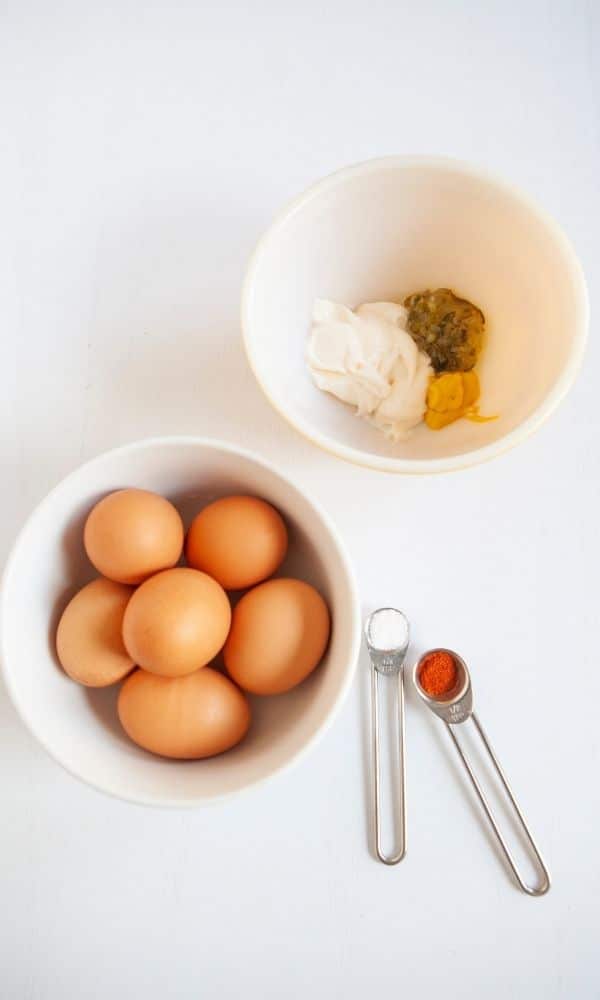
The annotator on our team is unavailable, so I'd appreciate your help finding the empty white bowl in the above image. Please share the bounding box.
[0,437,361,806]
[242,156,588,474]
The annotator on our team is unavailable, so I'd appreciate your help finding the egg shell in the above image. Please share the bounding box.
[185,495,288,590]
[117,667,251,759]
[223,577,330,695]
[56,578,135,687]
[122,567,231,677]
[84,488,184,585]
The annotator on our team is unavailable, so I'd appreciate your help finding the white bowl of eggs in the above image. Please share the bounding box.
[242,156,589,473]
[0,437,361,806]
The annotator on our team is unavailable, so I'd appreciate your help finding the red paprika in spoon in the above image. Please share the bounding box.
[418,650,457,698]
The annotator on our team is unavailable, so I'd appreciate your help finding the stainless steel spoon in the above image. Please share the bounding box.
[364,608,410,865]
[413,648,551,895]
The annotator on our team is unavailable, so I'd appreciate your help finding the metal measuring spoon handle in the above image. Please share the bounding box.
[364,609,410,866]
[414,648,551,896]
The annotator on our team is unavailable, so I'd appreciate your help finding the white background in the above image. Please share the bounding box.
[2,2,599,997]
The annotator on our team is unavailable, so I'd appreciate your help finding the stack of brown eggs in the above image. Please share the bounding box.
[56,489,330,759]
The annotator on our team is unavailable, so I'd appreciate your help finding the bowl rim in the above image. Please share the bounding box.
[0,434,362,808]
[241,154,590,475]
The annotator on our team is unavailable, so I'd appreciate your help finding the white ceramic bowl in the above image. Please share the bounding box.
[242,156,588,474]
[0,437,361,806]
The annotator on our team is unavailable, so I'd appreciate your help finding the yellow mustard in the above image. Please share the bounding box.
[425,371,497,430]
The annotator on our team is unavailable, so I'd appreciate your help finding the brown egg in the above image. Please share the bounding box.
[117,667,251,759]
[84,488,184,585]
[122,567,231,677]
[186,495,288,590]
[56,578,135,687]
[224,577,330,695]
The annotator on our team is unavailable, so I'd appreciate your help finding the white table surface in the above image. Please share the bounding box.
[2,2,599,997]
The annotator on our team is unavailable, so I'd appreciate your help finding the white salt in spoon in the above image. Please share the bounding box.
[364,608,410,865]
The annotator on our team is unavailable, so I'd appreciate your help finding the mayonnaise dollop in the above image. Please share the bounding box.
[307,299,433,441]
